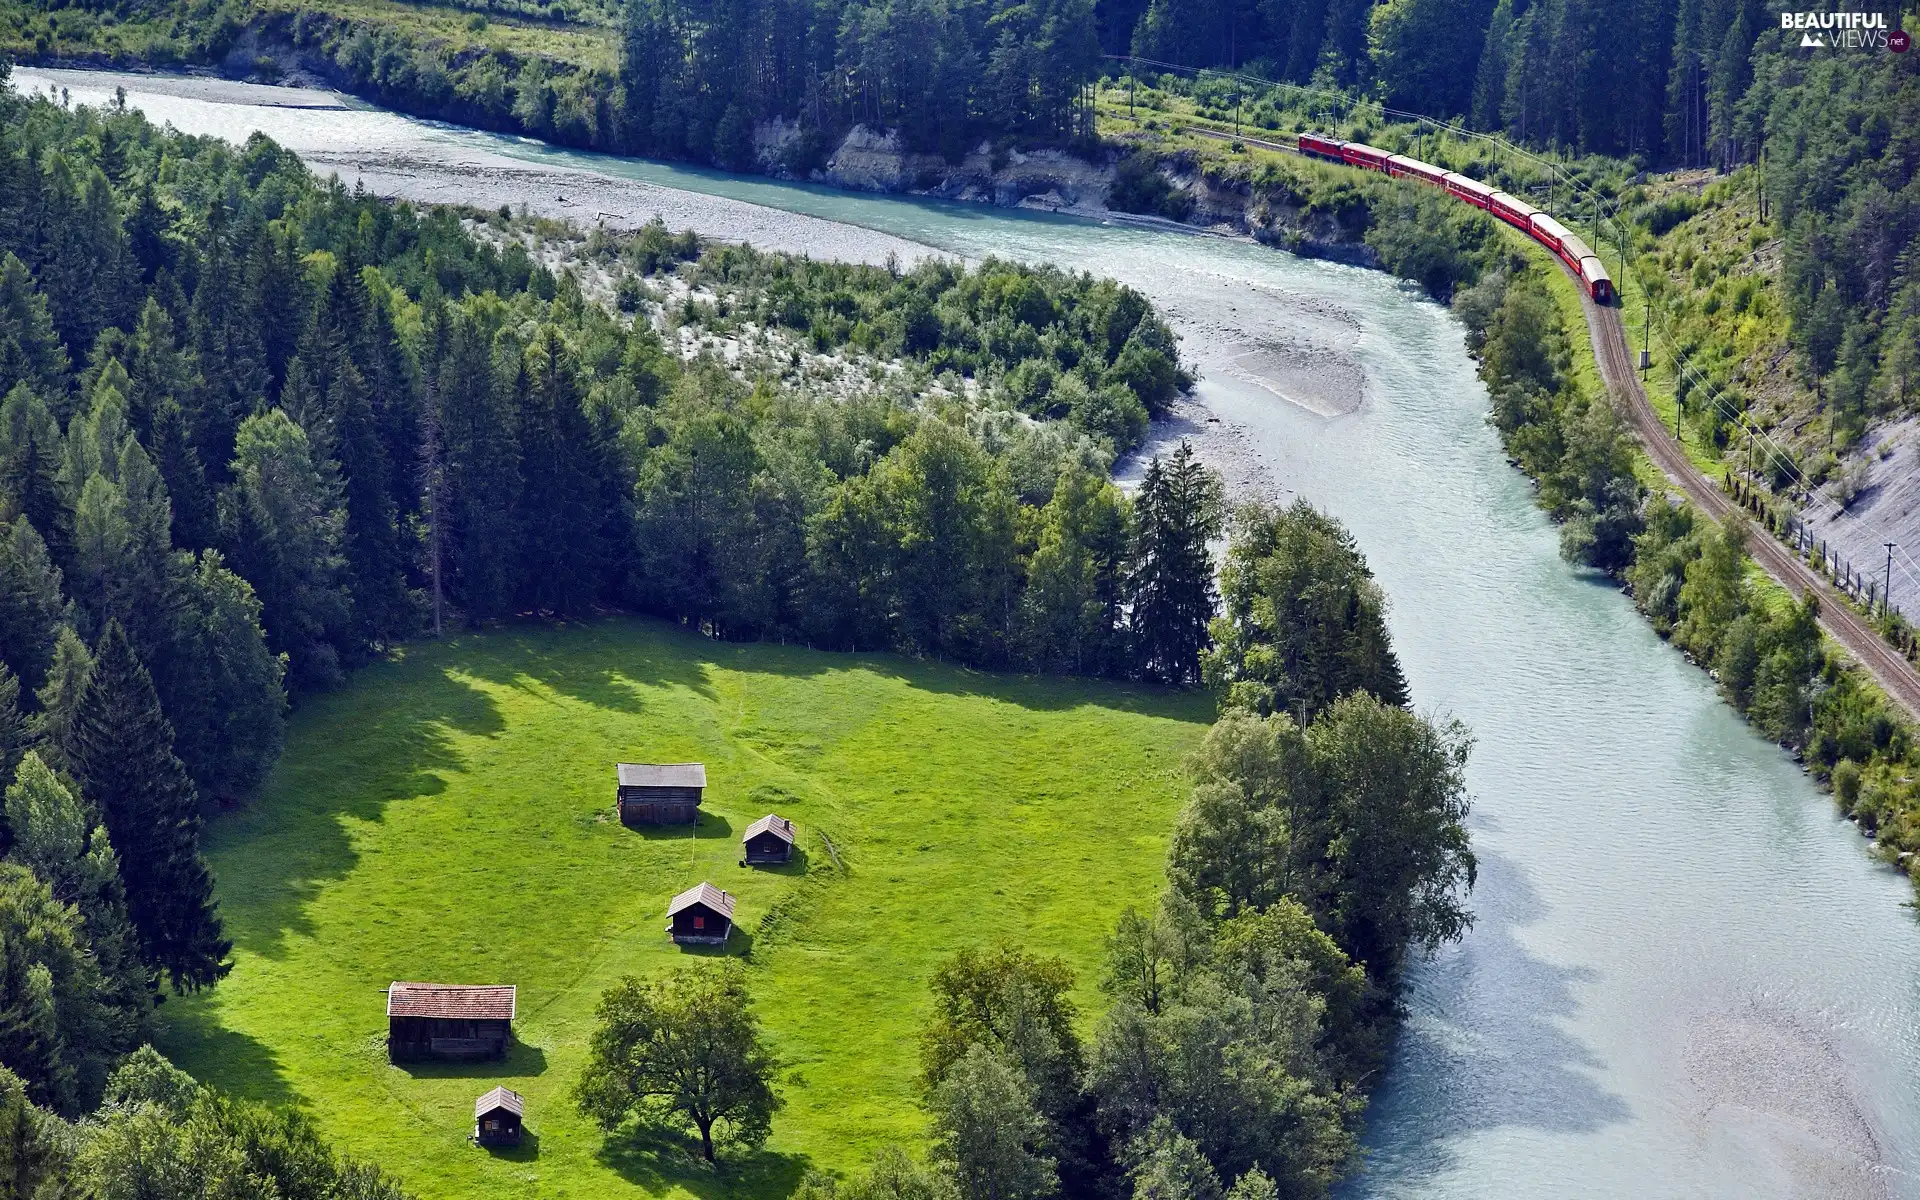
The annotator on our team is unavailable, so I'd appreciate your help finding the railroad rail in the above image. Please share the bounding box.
[1574,279,1920,721]
[1207,124,1920,718]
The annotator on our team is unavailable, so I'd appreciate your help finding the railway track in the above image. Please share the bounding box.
[1179,122,1920,717]
[1574,285,1920,721]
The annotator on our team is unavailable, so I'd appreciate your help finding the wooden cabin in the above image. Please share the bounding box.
[616,763,707,825]
[741,813,796,865]
[666,882,735,945]
[474,1086,524,1147]
[386,983,516,1063]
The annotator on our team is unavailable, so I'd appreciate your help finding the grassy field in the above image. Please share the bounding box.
[156,618,1211,1200]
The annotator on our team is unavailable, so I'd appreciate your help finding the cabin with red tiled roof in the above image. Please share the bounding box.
[386,983,516,1062]
[666,882,735,945]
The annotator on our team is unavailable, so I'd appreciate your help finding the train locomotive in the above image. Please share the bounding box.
[1296,133,1615,304]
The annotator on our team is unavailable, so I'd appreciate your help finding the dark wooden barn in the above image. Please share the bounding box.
[386,983,516,1063]
[474,1086,524,1147]
[616,762,707,825]
[666,881,735,945]
[741,813,796,865]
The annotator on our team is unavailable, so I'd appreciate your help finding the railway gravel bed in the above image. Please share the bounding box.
[1576,280,1920,721]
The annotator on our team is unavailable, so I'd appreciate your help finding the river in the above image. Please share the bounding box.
[22,66,1920,1200]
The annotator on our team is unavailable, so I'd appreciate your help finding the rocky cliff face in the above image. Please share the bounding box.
[772,123,1375,266]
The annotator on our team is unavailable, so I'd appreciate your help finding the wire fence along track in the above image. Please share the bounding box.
[1576,254,1920,719]
[1100,60,1920,711]
[1101,55,1920,638]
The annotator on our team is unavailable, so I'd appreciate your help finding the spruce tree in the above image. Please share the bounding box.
[436,302,521,620]
[1128,441,1223,687]
[4,751,151,1042]
[147,397,216,552]
[0,519,65,698]
[0,255,69,403]
[29,627,90,774]
[67,621,229,992]
[516,325,605,615]
[0,386,67,561]
[330,359,410,646]
[0,664,26,788]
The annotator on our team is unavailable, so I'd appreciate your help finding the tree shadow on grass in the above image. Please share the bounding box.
[689,624,1214,723]
[209,655,507,962]
[595,1124,810,1200]
[450,618,722,715]
[154,1015,301,1109]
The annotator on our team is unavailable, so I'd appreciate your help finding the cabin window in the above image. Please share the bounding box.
[484,1119,498,1131]
[692,915,705,929]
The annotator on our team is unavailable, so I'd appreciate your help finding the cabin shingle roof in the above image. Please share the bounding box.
[616,763,707,788]
[475,1086,524,1119]
[386,983,517,1021]
[667,881,736,920]
[743,814,795,845]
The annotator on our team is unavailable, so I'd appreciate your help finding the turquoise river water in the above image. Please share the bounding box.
[20,65,1920,1200]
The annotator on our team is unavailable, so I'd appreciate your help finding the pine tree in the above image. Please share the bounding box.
[1128,441,1223,686]
[29,627,90,774]
[515,325,603,615]
[124,298,200,442]
[147,397,216,552]
[436,301,521,621]
[0,664,27,788]
[167,552,286,803]
[1470,0,1515,132]
[0,385,67,559]
[67,621,229,992]
[188,206,268,482]
[4,751,151,1043]
[33,158,136,358]
[330,358,411,647]
[0,519,65,698]
[0,254,69,404]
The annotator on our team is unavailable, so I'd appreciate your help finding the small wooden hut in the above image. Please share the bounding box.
[474,1086,524,1147]
[666,882,735,945]
[386,983,516,1063]
[615,763,707,825]
[741,813,796,865]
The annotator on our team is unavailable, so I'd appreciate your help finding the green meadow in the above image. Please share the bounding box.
[157,618,1211,1200]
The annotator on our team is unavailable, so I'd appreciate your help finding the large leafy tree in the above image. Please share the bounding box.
[574,966,781,1162]
[1204,500,1406,724]
[65,621,229,992]
[928,1044,1058,1200]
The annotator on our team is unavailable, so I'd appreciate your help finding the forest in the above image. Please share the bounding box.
[2,0,1912,433]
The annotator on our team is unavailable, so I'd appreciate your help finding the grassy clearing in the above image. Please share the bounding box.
[261,0,619,69]
[155,617,1210,1200]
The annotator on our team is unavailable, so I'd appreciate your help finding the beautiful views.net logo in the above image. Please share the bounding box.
[1780,10,1906,51]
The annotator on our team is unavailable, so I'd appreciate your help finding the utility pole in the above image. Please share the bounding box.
[1887,542,1898,618]
[1130,67,1135,118]
[1642,287,1652,372]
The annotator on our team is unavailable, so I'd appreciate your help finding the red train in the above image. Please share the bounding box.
[1294,133,1614,303]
